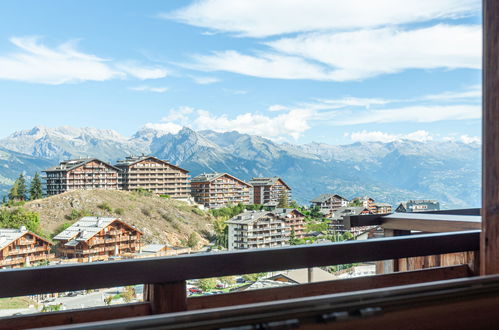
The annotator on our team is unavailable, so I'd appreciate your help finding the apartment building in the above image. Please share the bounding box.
[0,227,54,268]
[227,211,290,250]
[273,208,306,239]
[328,206,372,234]
[373,202,393,214]
[310,194,349,213]
[248,177,292,206]
[351,196,377,213]
[53,217,142,260]
[395,200,440,213]
[43,158,120,196]
[190,173,251,208]
[114,155,190,199]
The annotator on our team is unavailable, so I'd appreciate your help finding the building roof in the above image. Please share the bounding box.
[191,172,251,187]
[114,155,189,173]
[310,194,347,203]
[276,267,336,284]
[43,158,120,173]
[53,216,141,243]
[226,211,272,225]
[0,227,51,249]
[374,203,392,207]
[332,206,370,218]
[248,177,291,190]
[272,208,305,217]
[142,244,167,253]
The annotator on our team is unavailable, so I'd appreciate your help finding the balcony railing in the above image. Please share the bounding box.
[0,216,480,328]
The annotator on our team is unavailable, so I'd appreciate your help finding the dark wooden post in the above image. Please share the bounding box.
[482,0,499,275]
[144,281,187,314]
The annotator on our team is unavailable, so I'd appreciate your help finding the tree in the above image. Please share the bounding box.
[289,229,299,245]
[121,286,135,303]
[277,191,289,208]
[29,173,43,200]
[220,276,236,286]
[8,181,19,201]
[242,272,267,283]
[289,200,300,209]
[187,232,199,248]
[198,278,217,291]
[16,174,27,201]
[213,217,228,249]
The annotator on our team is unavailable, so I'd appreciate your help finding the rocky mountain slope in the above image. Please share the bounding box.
[22,190,212,246]
[0,126,481,209]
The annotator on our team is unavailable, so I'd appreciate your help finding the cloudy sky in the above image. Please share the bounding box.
[0,0,481,145]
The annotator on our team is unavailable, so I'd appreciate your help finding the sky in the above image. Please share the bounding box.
[0,0,482,145]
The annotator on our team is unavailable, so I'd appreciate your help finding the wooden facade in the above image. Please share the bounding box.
[274,208,306,239]
[191,173,251,208]
[114,156,190,199]
[53,217,142,260]
[310,194,348,213]
[248,177,291,206]
[43,158,120,196]
[0,228,54,269]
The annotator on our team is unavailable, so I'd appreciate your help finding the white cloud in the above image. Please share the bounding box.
[444,134,481,144]
[422,85,481,101]
[116,62,168,80]
[268,104,289,112]
[333,104,480,125]
[0,37,169,84]
[142,122,183,134]
[222,88,248,95]
[347,130,433,143]
[190,50,336,80]
[188,24,480,81]
[129,85,169,93]
[190,76,220,84]
[165,0,479,38]
[144,106,313,140]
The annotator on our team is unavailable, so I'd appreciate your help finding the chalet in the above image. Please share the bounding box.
[248,177,291,206]
[43,158,121,196]
[114,155,190,199]
[396,200,440,213]
[0,227,54,268]
[53,217,142,260]
[190,172,251,208]
[310,194,348,213]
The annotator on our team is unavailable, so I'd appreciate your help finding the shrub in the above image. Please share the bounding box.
[187,232,199,248]
[65,209,92,221]
[97,203,112,213]
[159,194,170,199]
[198,278,217,291]
[114,208,124,216]
[141,208,151,217]
[161,213,173,222]
[191,207,204,216]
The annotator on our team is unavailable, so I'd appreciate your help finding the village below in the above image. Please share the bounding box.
[0,155,441,315]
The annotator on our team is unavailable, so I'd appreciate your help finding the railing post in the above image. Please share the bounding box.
[144,281,187,314]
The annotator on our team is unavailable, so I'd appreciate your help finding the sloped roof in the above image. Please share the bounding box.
[53,216,141,243]
[226,211,274,225]
[310,194,347,203]
[191,172,251,187]
[43,158,120,173]
[248,177,291,190]
[114,155,189,173]
[0,228,51,249]
[272,208,304,217]
[142,244,167,253]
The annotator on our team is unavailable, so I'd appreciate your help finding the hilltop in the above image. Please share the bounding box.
[21,190,213,246]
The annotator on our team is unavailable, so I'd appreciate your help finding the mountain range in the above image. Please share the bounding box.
[0,126,481,209]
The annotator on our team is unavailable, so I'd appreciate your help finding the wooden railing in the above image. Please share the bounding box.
[0,228,479,329]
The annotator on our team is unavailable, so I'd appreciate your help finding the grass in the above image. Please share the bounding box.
[0,297,34,309]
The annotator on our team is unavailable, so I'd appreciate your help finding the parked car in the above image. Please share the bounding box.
[216,283,225,288]
[188,287,202,294]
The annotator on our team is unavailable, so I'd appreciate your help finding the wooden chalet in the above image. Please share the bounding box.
[190,172,251,208]
[248,177,291,206]
[0,227,54,269]
[53,217,142,260]
[3,2,499,329]
[114,155,190,199]
[42,158,121,196]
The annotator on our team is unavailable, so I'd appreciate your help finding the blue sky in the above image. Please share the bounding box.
[0,0,482,145]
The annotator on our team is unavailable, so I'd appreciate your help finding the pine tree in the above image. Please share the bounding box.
[8,180,19,201]
[16,173,27,201]
[29,172,43,200]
